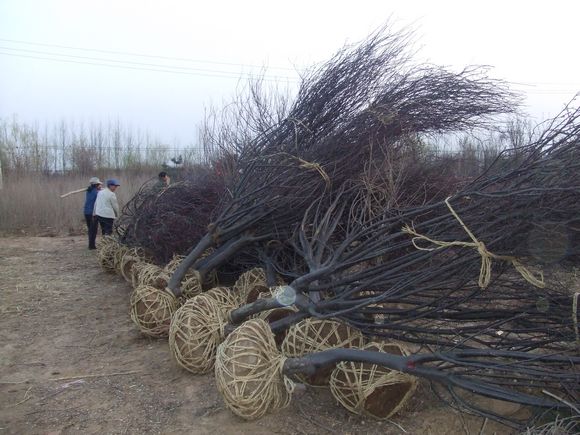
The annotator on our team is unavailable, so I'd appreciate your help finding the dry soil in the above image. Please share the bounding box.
[0,236,515,434]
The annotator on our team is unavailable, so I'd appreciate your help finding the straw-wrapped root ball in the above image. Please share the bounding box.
[330,342,417,419]
[205,286,243,308]
[215,318,294,420]
[253,287,299,345]
[119,252,141,283]
[134,263,170,290]
[130,285,179,337]
[169,292,231,374]
[234,268,269,303]
[165,254,186,274]
[96,236,121,272]
[130,261,147,288]
[180,270,204,299]
[281,319,365,385]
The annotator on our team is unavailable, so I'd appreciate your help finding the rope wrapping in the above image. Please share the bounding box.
[252,287,299,345]
[130,285,179,337]
[215,318,295,420]
[134,263,170,290]
[169,293,229,374]
[96,236,121,272]
[233,267,268,304]
[118,248,145,282]
[402,197,545,289]
[169,286,240,373]
[180,270,203,299]
[330,342,417,419]
[165,254,186,274]
[281,319,365,385]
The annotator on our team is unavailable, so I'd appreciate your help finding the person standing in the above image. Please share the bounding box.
[84,177,102,249]
[156,171,171,189]
[90,179,121,248]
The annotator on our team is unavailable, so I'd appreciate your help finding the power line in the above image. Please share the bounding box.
[0,50,300,83]
[0,45,301,81]
[2,38,577,97]
[0,37,307,73]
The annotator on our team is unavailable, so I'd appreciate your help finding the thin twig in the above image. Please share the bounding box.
[1,370,142,384]
[49,370,142,381]
[542,389,580,414]
[478,418,488,435]
[384,419,408,433]
[9,387,32,407]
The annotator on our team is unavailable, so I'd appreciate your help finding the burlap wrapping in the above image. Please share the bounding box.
[281,319,365,385]
[215,318,294,420]
[130,285,179,337]
[329,342,417,419]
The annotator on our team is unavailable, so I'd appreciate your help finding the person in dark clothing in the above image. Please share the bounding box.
[84,177,102,249]
[155,171,171,190]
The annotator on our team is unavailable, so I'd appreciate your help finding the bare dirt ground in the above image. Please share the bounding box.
[0,236,515,434]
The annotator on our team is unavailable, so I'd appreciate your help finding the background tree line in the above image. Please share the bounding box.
[0,114,537,235]
[0,117,205,178]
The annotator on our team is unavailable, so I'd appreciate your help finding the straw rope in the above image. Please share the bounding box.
[296,157,330,188]
[119,248,145,282]
[330,342,417,419]
[215,318,295,420]
[134,263,170,290]
[130,261,147,288]
[270,152,331,188]
[130,285,179,338]
[281,319,365,385]
[166,249,218,298]
[169,294,228,373]
[113,244,130,273]
[165,254,186,274]
[168,286,241,373]
[96,236,120,272]
[253,287,299,321]
[205,286,241,309]
[233,268,268,304]
[402,197,545,289]
[180,270,203,299]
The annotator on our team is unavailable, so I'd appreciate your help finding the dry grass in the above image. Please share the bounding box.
[0,173,150,235]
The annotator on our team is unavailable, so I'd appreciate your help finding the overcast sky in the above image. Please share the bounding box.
[1,0,578,145]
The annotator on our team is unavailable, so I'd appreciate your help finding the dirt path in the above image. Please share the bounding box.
[0,236,513,434]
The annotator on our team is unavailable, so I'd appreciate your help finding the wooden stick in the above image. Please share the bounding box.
[0,370,142,384]
[60,188,87,198]
[48,371,142,381]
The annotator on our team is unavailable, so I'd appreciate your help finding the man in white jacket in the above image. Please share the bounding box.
[89,178,121,248]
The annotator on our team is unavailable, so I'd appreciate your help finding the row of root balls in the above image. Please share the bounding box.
[96,237,419,422]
